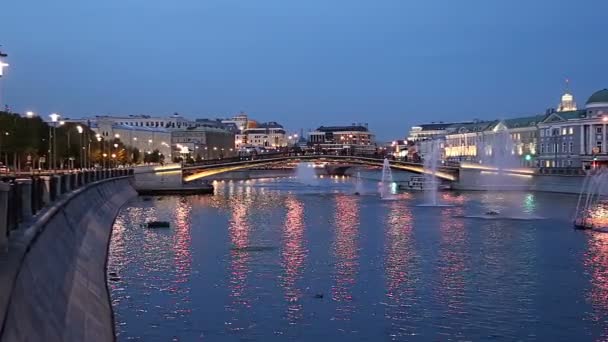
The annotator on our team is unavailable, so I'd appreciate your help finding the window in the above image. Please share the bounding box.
[597,141,602,153]
[569,127,574,135]
[568,160,572,166]
[597,127,603,134]
[562,142,567,153]
[540,130,545,137]
[552,128,560,136]
[540,144,545,154]
[569,142,574,153]
[562,128,567,135]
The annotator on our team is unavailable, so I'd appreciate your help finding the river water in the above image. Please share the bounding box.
[108,175,608,341]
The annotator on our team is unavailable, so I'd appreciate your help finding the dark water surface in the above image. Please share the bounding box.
[108,177,608,341]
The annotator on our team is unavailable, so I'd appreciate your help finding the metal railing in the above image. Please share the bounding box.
[0,168,134,251]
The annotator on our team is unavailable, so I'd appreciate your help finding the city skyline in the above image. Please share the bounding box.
[1,0,607,140]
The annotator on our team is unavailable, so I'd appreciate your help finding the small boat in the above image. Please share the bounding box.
[399,176,451,191]
[144,221,171,228]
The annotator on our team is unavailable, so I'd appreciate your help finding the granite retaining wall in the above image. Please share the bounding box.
[0,177,136,342]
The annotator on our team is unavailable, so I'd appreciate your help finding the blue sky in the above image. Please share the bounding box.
[1,0,607,140]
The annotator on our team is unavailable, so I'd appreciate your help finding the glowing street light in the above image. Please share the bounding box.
[25,111,35,118]
[114,133,120,138]
[76,125,83,134]
[49,113,60,122]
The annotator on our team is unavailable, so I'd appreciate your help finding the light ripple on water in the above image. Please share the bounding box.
[107,179,607,341]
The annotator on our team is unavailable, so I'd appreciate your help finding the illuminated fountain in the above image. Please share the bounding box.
[354,171,364,195]
[418,140,452,207]
[574,167,608,231]
[295,162,317,186]
[379,158,395,199]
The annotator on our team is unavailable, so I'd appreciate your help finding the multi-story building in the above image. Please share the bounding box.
[221,113,287,150]
[171,126,235,160]
[440,114,544,167]
[93,113,196,129]
[239,122,287,149]
[408,122,455,142]
[538,89,608,169]
[93,119,172,159]
[308,124,375,155]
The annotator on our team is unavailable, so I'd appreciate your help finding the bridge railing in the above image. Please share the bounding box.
[0,168,134,252]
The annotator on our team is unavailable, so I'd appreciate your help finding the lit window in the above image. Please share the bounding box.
[569,127,573,135]
[562,128,567,135]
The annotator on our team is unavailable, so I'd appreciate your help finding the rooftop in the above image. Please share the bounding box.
[587,89,608,105]
[316,125,369,132]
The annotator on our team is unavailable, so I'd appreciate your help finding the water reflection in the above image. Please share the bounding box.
[332,194,360,319]
[437,206,467,338]
[281,195,307,323]
[227,190,252,307]
[384,200,417,339]
[171,198,193,319]
[585,232,608,339]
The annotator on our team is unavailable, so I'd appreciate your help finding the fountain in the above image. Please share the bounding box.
[417,139,453,207]
[477,128,519,191]
[379,158,395,199]
[354,171,364,195]
[574,167,608,231]
[295,162,317,186]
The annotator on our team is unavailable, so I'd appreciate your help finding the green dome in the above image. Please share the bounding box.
[586,89,608,104]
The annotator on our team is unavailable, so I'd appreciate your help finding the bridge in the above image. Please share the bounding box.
[141,154,460,183]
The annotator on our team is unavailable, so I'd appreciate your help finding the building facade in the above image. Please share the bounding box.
[308,124,375,155]
[538,89,608,169]
[171,126,235,160]
[93,119,172,160]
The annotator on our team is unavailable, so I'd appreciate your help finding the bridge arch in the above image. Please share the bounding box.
[181,155,458,182]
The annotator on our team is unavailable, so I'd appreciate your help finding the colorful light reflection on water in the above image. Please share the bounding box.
[108,176,608,341]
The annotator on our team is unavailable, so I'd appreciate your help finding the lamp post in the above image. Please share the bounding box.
[49,113,60,172]
[76,125,83,168]
[96,134,104,169]
[113,143,118,168]
[0,50,8,110]
[0,131,9,167]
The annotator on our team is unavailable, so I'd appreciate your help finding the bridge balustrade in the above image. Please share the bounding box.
[0,169,134,253]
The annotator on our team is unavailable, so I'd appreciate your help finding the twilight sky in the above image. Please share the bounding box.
[1,0,607,140]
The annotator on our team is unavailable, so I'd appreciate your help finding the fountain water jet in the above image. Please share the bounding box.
[354,171,364,195]
[295,162,317,186]
[574,167,608,230]
[379,158,395,199]
[416,140,453,207]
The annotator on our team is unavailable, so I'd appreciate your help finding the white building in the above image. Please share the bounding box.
[93,119,172,159]
[238,122,287,149]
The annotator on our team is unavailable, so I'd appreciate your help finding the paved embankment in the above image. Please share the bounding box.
[0,177,136,341]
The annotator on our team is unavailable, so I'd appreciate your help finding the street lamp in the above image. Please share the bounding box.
[49,113,60,172]
[76,125,84,168]
[0,51,8,113]
[0,131,9,168]
[25,111,35,118]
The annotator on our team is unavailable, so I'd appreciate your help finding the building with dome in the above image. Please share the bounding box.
[538,89,608,169]
[557,80,577,112]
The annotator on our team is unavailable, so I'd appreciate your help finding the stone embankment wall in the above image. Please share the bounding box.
[0,177,136,342]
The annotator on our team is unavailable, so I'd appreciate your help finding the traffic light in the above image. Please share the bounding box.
[524,154,532,161]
